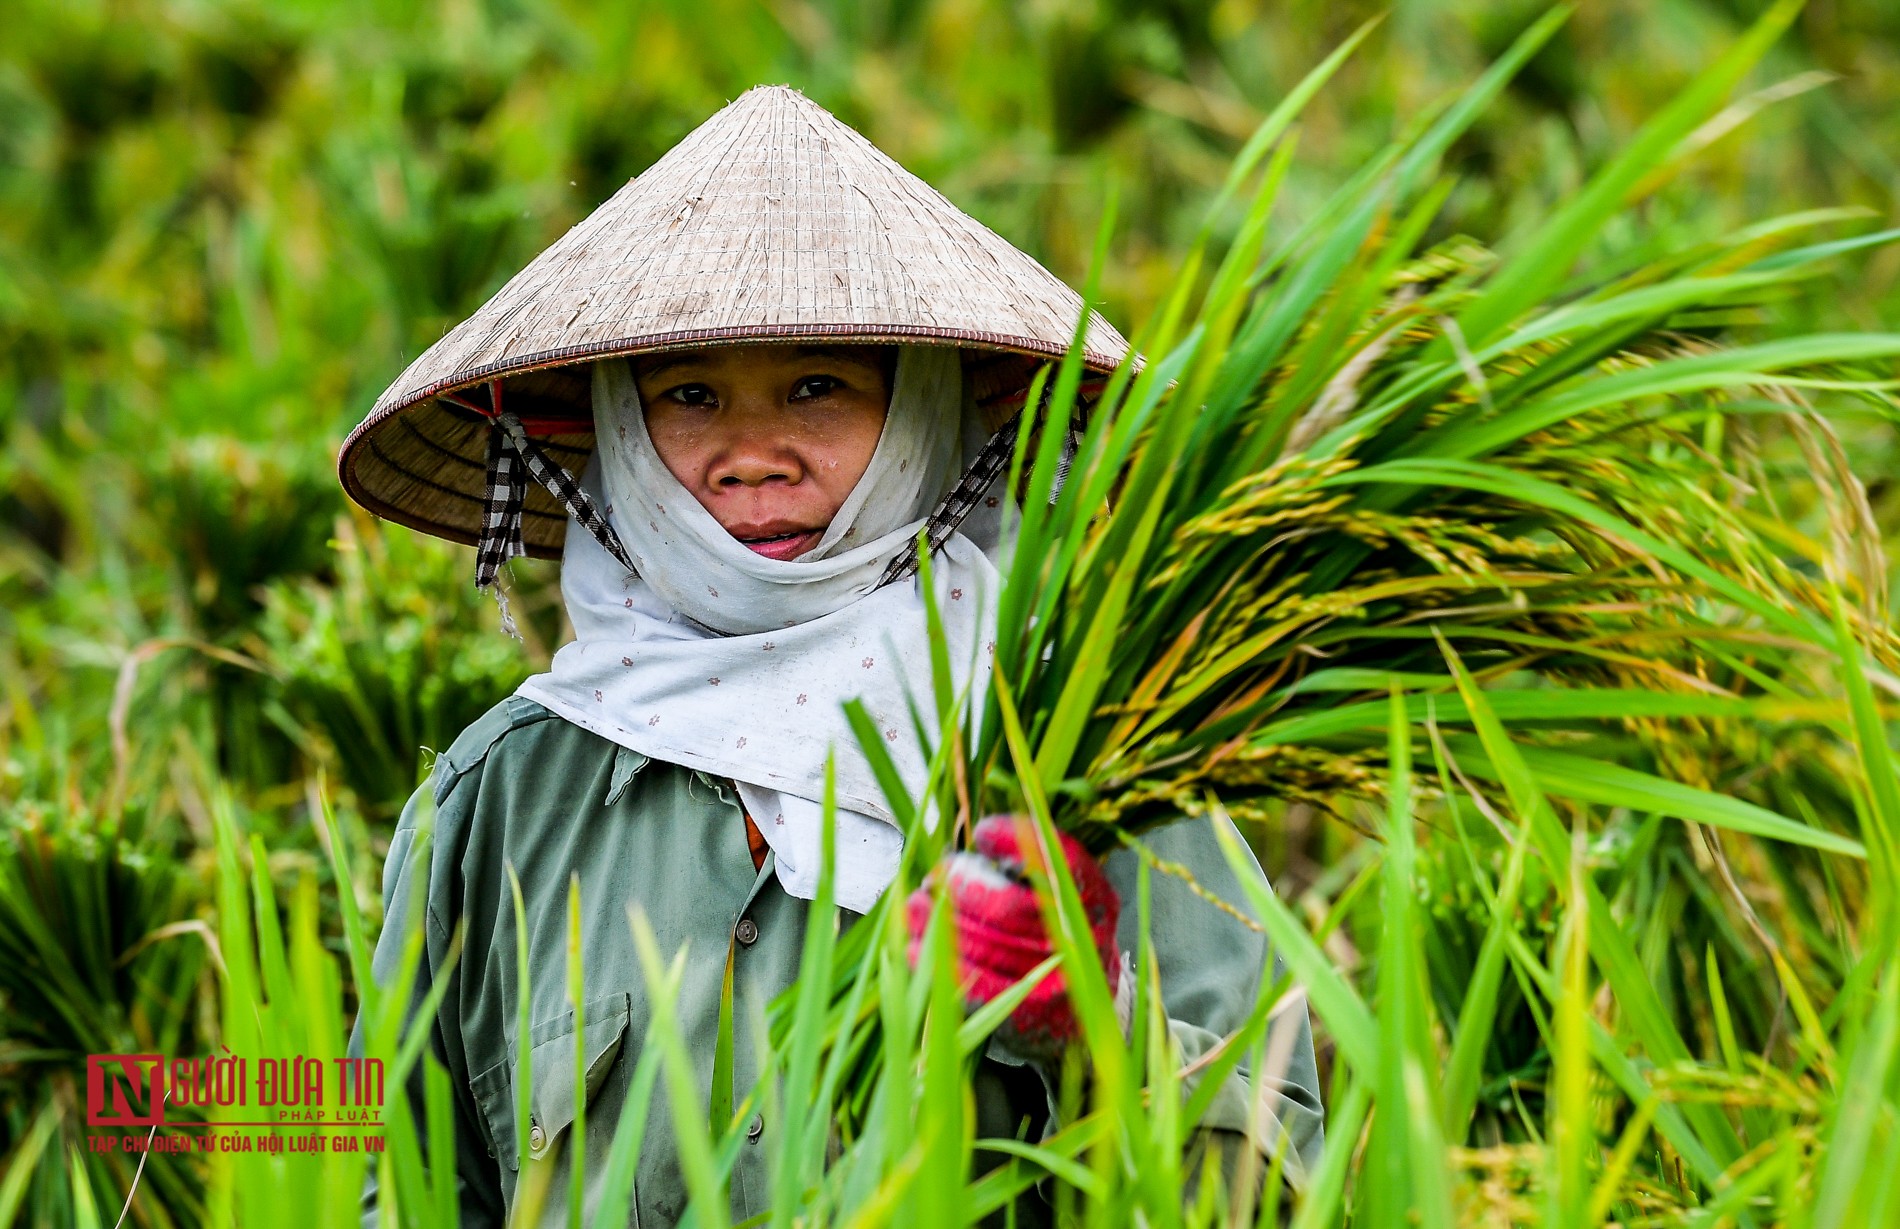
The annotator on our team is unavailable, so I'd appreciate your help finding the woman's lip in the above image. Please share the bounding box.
[739,528,822,560]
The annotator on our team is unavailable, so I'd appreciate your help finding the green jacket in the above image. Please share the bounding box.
[350,696,1323,1226]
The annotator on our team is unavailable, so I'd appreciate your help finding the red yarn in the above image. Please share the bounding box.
[906,815,1120,1050]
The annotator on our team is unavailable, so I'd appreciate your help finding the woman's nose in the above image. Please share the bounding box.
[709,401,802,488]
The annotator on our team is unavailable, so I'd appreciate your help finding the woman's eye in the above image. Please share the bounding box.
[790,375,841,401]
[665,383,717,406]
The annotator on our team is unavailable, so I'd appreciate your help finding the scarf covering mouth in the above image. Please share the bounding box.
[515,346,1005,912]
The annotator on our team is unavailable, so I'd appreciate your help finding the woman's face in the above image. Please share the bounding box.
[634,343,894,561]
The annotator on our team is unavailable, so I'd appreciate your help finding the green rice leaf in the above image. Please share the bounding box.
[1443,736,1865,856]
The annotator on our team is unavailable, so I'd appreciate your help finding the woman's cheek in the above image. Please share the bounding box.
[840,403,890,471]
[645,414,713,489]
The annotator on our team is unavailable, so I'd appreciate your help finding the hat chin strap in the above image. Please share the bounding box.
[453,381,636,636]
[875,407,1024,589]
[875,392,1090,590]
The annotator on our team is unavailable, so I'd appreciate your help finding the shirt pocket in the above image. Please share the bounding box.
[471,990,633,1173]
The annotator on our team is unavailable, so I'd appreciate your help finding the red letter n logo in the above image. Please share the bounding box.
[86,1055,166,1127]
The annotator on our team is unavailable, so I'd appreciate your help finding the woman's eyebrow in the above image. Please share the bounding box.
[785,345,882,367]
[633,345,877,380]
[633,352,701,379]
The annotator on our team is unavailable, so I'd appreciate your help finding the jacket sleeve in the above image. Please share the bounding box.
[1106,813,1326,1192]
[349,768,509,1229]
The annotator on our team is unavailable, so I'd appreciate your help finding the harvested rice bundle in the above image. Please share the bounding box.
[801,5,1892,1152]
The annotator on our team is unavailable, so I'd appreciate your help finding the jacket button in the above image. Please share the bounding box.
[735,917,759,946]
[529,1119,546,1153]
[746,1113,765,1142]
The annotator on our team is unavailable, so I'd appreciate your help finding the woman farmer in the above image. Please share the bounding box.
[340,86,1323,1225]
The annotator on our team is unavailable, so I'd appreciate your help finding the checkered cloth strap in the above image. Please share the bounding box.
[875,408,1022,590]
[475,408,635,593]
[874,400,1088,590]
[474,427,528,590]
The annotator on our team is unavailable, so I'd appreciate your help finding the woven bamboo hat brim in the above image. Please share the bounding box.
[340,84,1133,557]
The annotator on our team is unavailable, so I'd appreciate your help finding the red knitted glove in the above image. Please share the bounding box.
[906,814,1121,1054]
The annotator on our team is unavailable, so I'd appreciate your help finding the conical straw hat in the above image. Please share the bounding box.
[339,84,1132,557]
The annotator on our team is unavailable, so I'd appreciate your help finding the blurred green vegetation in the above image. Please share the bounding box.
[3,0,1899,1222]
